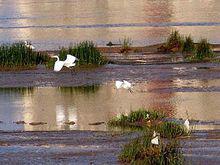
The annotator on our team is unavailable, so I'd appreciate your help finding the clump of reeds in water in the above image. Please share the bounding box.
[119,132,183,165]
[194,39,214,60]
[108,109,189,164]
[59,41,107,66]
[0,42,49,70]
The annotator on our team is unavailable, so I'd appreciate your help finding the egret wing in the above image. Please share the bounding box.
[64,54,78,67]
[54,61,65,72]
[115,81,123,89]
[151,136,159,145]
[122,80,132,89]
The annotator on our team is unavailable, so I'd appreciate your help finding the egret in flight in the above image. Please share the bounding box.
[51,54,79,72]
[64,54,79,68]
[115,80,133,92]
[24,41,35,50]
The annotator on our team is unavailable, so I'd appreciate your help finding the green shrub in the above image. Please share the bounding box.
[108,109,165,128]
[119,133,183,165]
[60,41,106,65]
[182,35,195,53]
[120,37,132,54]
[0,42,49,69]
[156,122,187,139]
[194,39,214,60]
[166,30,184,52]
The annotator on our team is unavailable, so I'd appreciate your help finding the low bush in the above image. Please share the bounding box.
[119,133,183,165]
[194,39,214,60]
[0,42,49,69]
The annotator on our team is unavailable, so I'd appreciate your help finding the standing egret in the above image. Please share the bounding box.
[115,80,133,92]
[51,56,65,72]
[24,41,35,50]
[184,119,190,132]
[64,54,79,68]
[151,131,159,145]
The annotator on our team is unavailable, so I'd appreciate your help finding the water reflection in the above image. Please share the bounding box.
[0,81,220,131]
[0,0,219,49]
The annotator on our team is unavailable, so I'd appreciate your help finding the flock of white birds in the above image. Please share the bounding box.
[30,42,190,145]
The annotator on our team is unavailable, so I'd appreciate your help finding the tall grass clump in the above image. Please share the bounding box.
[120,37,132,54]
[59,41,106,66]
[194,39,214,60]
[182,35,195,53]
[156,122,188,139]
[0,42,49,70]
[108,109,165,128]
[165,30,184,52]
[119,133,183,165]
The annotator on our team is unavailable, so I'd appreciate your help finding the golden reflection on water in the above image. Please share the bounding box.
[1,79,220,131]
[0,0,220,49]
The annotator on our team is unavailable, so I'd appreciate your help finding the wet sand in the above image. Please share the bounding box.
[0,130,219,165]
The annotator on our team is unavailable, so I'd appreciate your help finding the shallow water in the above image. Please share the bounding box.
[0,81,220,131]
[0,0,220,50]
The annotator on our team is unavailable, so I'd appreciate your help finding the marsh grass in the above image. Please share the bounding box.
[61,41,106,65]
[119,132,183,165]
[0,42,49,70]
[108,109,165,128]
[109,109,188,164]
[194,39,214,60]
[182,35,195,53]
[120,37,132,54]
[165,30,184,52]
[156,122,188,139]
[47,41,107,69]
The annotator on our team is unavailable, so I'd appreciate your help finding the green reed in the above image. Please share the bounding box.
[59,41,106,66]
[0,42,49,69]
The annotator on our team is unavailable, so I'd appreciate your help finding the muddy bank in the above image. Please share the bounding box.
[0,130,219,164]
[0,62,220,88]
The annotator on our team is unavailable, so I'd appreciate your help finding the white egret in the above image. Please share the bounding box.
[64,54,79,68]
[51,56,65,72]
[115,80,133,92]
[151,131,159,145]
[115,81,124,89]
[51,54,79,72]
[24,41,35,50]
[184,119,190,132]
[151,136,159,145]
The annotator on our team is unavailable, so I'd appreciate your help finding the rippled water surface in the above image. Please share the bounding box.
[0,0,220,50]
[0,81,220,131]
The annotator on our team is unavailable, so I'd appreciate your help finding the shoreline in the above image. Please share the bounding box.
[41,43,220,54]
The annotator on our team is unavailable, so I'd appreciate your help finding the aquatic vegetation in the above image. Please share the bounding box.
[47,41,107,69]
[109,109,188,164]
[156,122,188,139]
[61,41,106,65]
[182,35,195,53]
[165,30,184,53]
[0,42,49,70]
[194,39,214,60]
[119,37,132,54]
[119,132,183,165]
[108,109,165,128]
